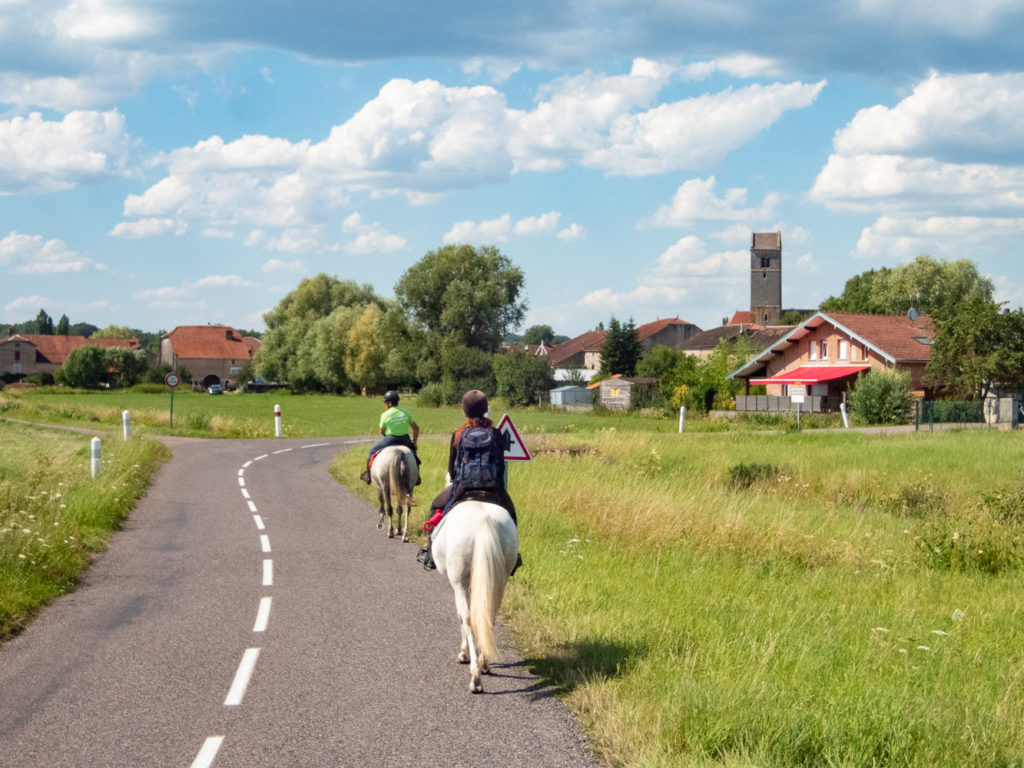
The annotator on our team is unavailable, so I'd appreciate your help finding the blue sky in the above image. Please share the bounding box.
[2,1,1023,338]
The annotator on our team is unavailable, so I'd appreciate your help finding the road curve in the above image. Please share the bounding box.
[0,436,602,768]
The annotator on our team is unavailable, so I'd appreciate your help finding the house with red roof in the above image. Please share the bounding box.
[0,332,140,379]
[728,311,937,412]
[547,317,701,372]
[159,325,260,389]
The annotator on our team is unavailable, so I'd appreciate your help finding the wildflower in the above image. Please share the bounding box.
[872,627,890,633]
[952,532,960,541]
[60,504,66,509]
[952,609,965,622]
[22,529,31,534]
[916,646,931,652]
[18,554,25,559]
[898,648,908,654]
[932,630,948,636]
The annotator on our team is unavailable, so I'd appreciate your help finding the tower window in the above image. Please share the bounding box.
[760,256,771,268]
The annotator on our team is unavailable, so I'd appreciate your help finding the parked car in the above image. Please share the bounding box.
[208,384,224,395]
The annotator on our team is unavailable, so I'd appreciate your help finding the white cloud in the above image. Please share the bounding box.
[680,54,784,81]
[854,215,1024,260]
[0,231,105,273]
[263,229,320,253]
[557,223,586,241]
[133,286,191,308]
[5,294,53,315]
[261,257,306,273]
[642,176,780,227]
[443,211,566,244]
[109,218,183,238]
[576,236,747,322]
[0,110,134,194]
[810,72,1024,217]
[338,212,407,254]
[582,80,825,176]
[186,274,253,288]
[856,0,1020,36]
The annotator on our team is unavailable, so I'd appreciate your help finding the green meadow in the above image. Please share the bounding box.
[5,386,1024,766]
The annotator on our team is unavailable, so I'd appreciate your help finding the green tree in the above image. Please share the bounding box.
[70,322,97,337]
[345,304,388,394]
[395,244,526,356]
[34,309,53,335]
[820,256,994,319]
[600,317,643,376]
[56,345,106,388]
[848,368,914,425]
[93,325,138,339]
[521,324,555,346]
[256,274,381,391]
[55,314,70,335]
[493,350,555,406]
[104,347,148,388]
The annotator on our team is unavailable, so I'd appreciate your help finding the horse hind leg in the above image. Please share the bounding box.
[400,501,410,542]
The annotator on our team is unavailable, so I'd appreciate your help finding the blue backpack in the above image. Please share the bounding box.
[455,426,504,490]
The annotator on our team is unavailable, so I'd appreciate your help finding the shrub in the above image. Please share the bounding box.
[848,368,914,426]
[920,486,1024,574]
[417,382,445,407]
[726,461,788,490]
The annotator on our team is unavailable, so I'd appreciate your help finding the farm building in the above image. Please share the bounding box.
[550,385,592,406]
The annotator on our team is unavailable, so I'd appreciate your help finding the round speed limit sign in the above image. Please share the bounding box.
[164,372,181,388]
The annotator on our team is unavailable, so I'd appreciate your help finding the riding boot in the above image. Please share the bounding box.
[416,541,436,570]
[360,467,371,484]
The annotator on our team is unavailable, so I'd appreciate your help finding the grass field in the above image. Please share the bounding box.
[337,428,1024,767]
[6,387,1023,766]
[0,420,169,640]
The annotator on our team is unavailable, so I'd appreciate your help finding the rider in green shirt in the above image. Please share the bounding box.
[361,390,421,484]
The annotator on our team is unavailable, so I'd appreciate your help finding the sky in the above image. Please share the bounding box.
[2,1,1024,339]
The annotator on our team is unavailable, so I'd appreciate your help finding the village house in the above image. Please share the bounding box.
[159,325,260,389]
[547,317,701,372]
[728,311,937,413]
[0,331,140,379]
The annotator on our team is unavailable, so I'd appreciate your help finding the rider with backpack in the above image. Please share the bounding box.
[416,390,521,574]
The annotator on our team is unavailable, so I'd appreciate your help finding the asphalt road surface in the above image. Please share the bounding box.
[0,436,603,768]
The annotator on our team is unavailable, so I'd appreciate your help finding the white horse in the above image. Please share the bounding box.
[369,445,418,541]
[431,499,518,693]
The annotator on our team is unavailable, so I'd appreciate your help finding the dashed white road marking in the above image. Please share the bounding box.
[263,559,273,586]
[243,460,252,468]
[260,534,271,553]
[302,442,331,448]
[241,488,251,499]
[253,514,265,530]
[237,476,245,487]
[237,468,245,477]
[253,597,272,633]
[224,648,261,706]
[254,454,268,461]
[190,736,224,768]
[247,500,258,513]
[272,448,292,455]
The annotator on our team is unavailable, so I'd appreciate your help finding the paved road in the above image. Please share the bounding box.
[0,436,601,768]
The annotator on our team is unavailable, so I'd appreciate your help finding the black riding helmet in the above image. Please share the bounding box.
[383,390,400,405]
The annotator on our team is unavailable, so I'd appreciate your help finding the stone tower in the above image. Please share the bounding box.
[750,231,782,325]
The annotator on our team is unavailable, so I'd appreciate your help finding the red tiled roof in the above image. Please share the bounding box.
[3,334,139,364]
[729,311,754,325]
[752,232,781,250]
[166,325,254,360]
[819,313,934,362]
[547,330,607,367]
[634,317,695,340]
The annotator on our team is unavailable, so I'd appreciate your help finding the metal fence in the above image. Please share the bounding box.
[914,400,984,430]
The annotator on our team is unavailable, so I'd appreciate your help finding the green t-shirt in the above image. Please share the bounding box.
[380,405,414,436]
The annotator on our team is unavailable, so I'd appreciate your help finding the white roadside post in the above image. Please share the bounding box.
[840,402,850,428]
[90,437,101,478]
[122,410,131,440]
[274,404,282,437]
[678,406,686,433]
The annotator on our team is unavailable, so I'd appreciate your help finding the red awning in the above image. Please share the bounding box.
[750,364,870,385]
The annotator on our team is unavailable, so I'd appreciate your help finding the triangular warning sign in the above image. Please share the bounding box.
[497,413,531,461]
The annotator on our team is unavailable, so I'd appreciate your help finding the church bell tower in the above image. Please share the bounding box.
[750,232,782,325]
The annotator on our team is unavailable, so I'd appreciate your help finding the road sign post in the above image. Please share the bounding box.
[497,414,531,492]
[164,372,180,428]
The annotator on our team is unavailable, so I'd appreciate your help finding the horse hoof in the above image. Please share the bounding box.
[470,679,483,693]
[376,523,383,530]
[457,652,469,664]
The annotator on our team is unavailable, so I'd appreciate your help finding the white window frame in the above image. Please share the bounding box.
[839,340,848,360]
[821,341,829,359]
[810,341,818,360]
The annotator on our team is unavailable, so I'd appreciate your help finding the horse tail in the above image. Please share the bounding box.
[396,448,415,501]
[469,517,506,663]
